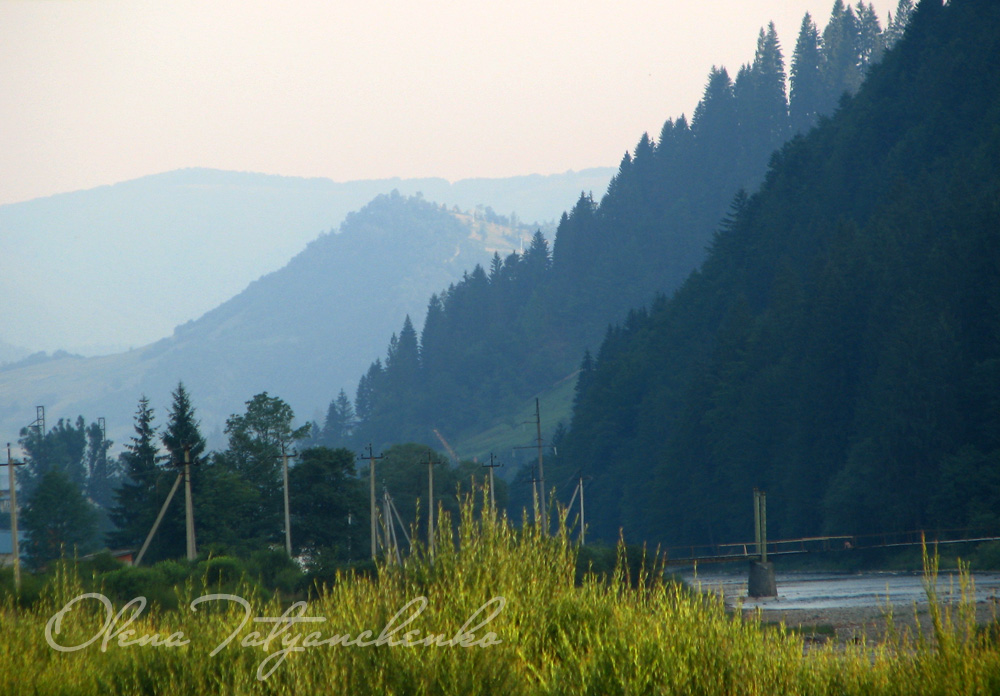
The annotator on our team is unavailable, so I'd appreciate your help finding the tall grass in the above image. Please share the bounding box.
[1,494,999,695]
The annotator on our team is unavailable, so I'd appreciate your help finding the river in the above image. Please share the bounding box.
[677,568,1000,612]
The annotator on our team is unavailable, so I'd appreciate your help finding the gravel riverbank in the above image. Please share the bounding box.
[680,569,1000,646]
[753,601,999,645]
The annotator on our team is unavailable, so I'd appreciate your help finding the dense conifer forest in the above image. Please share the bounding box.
[319,1,915,463]
[557,0,1000,545]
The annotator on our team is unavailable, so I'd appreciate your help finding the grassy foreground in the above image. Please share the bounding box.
[1,499,999,695]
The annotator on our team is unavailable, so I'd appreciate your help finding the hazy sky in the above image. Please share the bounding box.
[0,0,888,206]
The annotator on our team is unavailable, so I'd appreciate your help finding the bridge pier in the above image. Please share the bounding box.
[748,560,776,598]
[749,489,777,598]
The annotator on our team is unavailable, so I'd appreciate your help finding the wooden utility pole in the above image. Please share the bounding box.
[515,399,549,534]
[5,444,26,593]
[427,452,435,558]
[281,444,293,556]
[361,444,384,560]
[383,488,392,563]
[534,399,545,531]
[482,453,502,514]
[183,445,197,561]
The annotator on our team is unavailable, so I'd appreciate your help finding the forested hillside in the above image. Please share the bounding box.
[558,0,1000,546]
[0,167,611,356]
[0,192,530,446]
[326,1,912,454]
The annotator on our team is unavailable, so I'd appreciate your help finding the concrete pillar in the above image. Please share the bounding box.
[748,560,777,598]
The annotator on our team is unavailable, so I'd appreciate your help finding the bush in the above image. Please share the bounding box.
[246,547,301,594]
[100,565,178,610]
[197,556,245,588]
[153,558,192,585]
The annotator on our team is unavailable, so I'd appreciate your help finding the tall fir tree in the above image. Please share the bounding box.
[321,389,356,447]
[753,22,790,148]
[821,0,863,110]
[419,294,448,379]
[790,13,824,134]
[884,0,914,49]
[157,382,206,559]
[692,67,737,143]
[385,315,420,383]
[107,396,162,550]
[856,2,885,69]
[162,382,206,465]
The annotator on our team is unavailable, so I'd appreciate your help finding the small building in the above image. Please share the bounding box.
[0,529,26,567]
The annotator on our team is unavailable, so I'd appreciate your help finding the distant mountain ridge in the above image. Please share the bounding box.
[0,191,541,448]
[0,167,613,354]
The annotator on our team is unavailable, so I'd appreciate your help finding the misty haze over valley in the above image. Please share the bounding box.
[0,169,612,446]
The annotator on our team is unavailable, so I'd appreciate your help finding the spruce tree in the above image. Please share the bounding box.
[790,13,824,134]
[419,294,447,378]
[162,382,206,465]
[158,382,206,559]
[884,0,914,49]
[386,315,420,382]
[488,252,504,284]
[856,1,884,69]
[321,389,355,447]
[692,67,737,143]
[821,0,863,110]
[107,396,162,550]
[355,359,383,422]
[523,230,552,283]
[753,22,790,148]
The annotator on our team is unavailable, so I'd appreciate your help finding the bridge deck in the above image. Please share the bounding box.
[658,530,1000,566]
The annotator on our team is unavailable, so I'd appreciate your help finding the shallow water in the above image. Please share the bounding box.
[678,569,1000,612]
